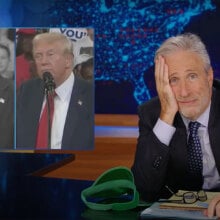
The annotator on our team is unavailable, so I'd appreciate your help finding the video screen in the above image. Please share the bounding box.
[0,28,94,151]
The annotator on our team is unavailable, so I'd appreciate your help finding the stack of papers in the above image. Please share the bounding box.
[140,202,218,219]
[140,190,219,219]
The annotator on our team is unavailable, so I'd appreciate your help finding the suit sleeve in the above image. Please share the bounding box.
[0,79,14,149]
[16,79,44,149]
[131,104,172,202]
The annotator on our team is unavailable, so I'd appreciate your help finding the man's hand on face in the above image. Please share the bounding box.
[155,55,178,125]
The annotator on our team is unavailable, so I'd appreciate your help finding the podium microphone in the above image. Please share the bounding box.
[42,72,56,149]
[42,72,56,94]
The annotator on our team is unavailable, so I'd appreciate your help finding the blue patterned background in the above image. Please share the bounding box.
[1,0,220,113]
[0,1,220,215]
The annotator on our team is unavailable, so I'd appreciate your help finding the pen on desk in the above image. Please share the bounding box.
[165,185,175,194]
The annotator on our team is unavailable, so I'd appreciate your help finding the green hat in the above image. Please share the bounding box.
[81,166,139,211]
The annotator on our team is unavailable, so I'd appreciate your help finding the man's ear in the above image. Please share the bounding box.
[207,67,214,87]
[65,54,73,68]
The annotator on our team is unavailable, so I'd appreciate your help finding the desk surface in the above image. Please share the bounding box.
[0,152,144,219]
[1,175,144,220]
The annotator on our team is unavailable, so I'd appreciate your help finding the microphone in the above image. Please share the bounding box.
[42,72,56,149]
[43,72,56,149]
[42,72,56,94]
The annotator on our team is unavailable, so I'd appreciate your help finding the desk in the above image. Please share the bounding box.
[0,175,92,219]
[0,152,145,219]
[0,175,144,219]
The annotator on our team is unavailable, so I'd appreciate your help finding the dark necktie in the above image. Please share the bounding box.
[35,93,55,149]
[187,121,203,176]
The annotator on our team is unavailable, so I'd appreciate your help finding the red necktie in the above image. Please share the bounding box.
[35,93,55,149]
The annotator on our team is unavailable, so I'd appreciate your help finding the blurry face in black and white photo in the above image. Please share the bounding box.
[0,47,9,74]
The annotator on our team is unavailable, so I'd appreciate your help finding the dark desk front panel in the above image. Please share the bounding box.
[0,152,144,219]
[0,175,91,219]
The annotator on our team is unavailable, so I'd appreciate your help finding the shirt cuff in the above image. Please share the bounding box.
[153,118,176,146]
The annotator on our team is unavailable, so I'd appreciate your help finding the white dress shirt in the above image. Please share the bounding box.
[153,103,220,190]
[51,73,74,149]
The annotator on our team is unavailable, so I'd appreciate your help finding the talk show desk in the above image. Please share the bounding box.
[0,151,208,220]
[0,114,142,219]
[0,151,144,220]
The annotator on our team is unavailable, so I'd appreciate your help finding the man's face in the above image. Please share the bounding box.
[165,50,213,121]
[33,40,72,86]
[0,48,9,73]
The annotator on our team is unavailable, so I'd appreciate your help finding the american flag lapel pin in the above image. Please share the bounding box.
[78,100,82,106]
[0,98,5,104]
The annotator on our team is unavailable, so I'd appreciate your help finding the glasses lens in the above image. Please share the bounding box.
[183,192,197,204]
[197,190,207,202]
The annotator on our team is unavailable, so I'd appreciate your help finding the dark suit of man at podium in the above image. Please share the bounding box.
[17,32,94,150]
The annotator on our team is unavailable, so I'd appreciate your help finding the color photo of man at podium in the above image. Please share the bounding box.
[16,30,94,150]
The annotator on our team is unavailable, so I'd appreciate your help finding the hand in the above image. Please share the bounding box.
[204,194,220,218]
[155,56,178,125]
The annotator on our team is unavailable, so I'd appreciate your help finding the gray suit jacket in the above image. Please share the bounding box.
[16,75,94,150]
[0,77,14,149]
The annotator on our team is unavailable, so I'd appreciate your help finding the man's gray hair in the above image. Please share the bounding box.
[155,33,211,72]
[33,32,73,55]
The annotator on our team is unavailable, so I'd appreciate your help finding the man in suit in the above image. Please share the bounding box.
[0,76,14,148]
[16,32,94,150]
[131,33,220,202]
